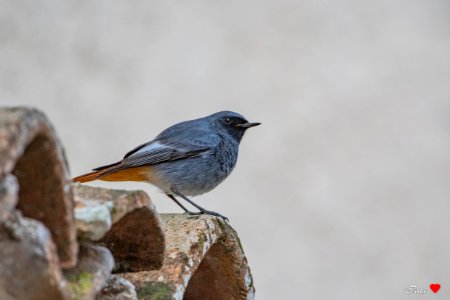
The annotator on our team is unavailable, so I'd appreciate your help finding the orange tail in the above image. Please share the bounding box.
[72,170,106,183]
[72,165,152,183]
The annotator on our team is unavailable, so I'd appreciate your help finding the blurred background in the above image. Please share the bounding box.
[1,0,449,299]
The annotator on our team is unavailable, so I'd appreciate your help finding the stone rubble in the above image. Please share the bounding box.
[96,275,138,300]
[73,185,166,272]
[0,107,255,300]
[0,107,78,268]
[0,174,18,223]
[64,244,115,300]
[0,211,70,300]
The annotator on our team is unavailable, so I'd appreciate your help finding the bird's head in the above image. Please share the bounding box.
[209,111,261,143]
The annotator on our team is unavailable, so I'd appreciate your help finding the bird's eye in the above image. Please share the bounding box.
[224,117,232,124]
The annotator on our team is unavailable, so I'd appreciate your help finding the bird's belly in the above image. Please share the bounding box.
[150,156,235,196]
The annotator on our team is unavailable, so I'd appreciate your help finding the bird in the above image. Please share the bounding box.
[73,111,260,221]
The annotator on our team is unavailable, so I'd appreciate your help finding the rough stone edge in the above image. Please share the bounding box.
[64,244,115,300]
[73,185,166,272]
[0,211,71,300]
[121,214,255,300]
[0,106,78,268]
[121,214,223,299]
[0,174,18,223]
[96,275,138,300]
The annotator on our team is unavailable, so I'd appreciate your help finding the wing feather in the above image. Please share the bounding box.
[121,142,208,167]
[103,136,219,174]
[94,123,221,177]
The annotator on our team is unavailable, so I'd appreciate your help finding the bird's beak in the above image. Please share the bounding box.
[236,122,261,128]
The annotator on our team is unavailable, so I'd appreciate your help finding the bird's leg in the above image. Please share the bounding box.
[171,190,229,222]
[166,193,205,218]
[166,193,193,213]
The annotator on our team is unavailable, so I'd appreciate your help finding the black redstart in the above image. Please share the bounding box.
[73,111,260,220]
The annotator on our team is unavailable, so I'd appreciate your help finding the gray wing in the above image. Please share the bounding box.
[93,120,220,172]
[107,133,221,171]
[92,139,209,172]
[119,140,210,168]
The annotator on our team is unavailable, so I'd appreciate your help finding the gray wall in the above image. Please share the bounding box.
[1,1,449,299]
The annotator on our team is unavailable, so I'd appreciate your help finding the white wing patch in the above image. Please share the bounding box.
[131,141,164,157]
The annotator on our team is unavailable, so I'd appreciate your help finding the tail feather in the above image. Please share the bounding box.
[72,170,106,183]
[72,165,152,183]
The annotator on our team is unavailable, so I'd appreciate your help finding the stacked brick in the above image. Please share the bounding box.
[0,107,255,300]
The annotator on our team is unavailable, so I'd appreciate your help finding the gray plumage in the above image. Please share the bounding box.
[79,111,260,220]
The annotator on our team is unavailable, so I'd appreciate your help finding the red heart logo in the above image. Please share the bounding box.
[430,283,441,293]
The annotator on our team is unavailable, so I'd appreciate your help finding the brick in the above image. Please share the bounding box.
[0,211,70,300]
[0,107,78,268]
[73,185,165,272]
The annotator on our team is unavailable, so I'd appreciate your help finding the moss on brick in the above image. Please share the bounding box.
[66,271,95,300]
[136,282,174,300]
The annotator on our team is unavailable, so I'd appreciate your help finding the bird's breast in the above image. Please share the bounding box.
[151,141,239,196]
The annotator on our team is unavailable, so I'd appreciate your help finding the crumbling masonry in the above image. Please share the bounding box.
[0,107,255,300]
